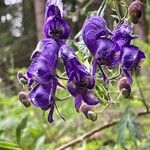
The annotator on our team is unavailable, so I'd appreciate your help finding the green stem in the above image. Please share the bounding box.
[109,67,122,81]
[135,75,149,112]
[56,74,68,81]
[55,95,71,101]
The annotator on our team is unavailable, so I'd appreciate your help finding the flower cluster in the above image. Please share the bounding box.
[18,1,145,123]
[18,1,100,123]
[82,16,145,85]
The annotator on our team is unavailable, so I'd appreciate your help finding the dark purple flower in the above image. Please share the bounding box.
[45,5,61,22]
[30,38,59,60]
[29,78,57,123]
[44,16,71,40]
[60,44,81,76]
[27,39,59,84]
[60,44,100,111]
[120,45,145,83]
[112,23,138,48]
[92,37,120,82]
[82,16,112,55]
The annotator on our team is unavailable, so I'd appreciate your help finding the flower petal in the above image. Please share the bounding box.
[75,94,82,111]
[82,93,100,106]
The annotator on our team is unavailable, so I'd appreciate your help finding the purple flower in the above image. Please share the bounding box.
[30,38,59,60]
[45,5,61,22]
[29,78,58,123]
[92,37,120,79]
[60,44,81,76]
[44,16,71,40]
[120,45,145,83]
[27,39,59,84]
[112,23,138,48]
[60,44,100,111]
[82,16,112,55]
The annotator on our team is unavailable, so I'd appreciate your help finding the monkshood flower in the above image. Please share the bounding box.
[112,23,138,48]
[120,45,145,83]
[60,44,100,111]
[45,4,61,22]
[92,37,120,82]
[27,38,59,84]
[82,16,112,55]
[44,4,71,41]
[29,78,58,123]
[44,16,71,41]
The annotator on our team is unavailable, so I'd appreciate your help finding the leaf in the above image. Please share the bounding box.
[0,140,21,150]
[140,141,150,150]
[34,135,46,150]
[16,115,28,145]
[116,105,141,149]
[111,15,120,21]
[0,129,4,135]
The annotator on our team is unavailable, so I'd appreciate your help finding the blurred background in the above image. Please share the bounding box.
[0,0,150,150]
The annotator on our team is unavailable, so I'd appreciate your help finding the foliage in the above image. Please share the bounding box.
[0,0,150,150]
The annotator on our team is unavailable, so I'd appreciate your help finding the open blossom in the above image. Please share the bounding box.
[60,44,100,111]
[112,23,138,48]
[45,5,61,21]
[82,16,120,82]
[29,78,58,123]
[120,45,145,83]
[82,16,112,55]
[113,23,145,83]
[92,37,120,81]
[27,39,59,84]
[44,16,71,40]
[44,4,71,41]
[24,39,60,123]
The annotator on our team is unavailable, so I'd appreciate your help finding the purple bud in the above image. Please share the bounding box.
[18,91,31,107]
[118,77,131,98]
[128,0,143,24]
[80,104,97,121]
[17,72,28,85]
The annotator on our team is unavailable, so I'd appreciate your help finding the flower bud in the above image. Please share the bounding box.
[118,77,131,98]
[18,91,31,107]
[17,72,28,85]
[128,0,143,24]
[80,104,97,121]
[87,111,97,121]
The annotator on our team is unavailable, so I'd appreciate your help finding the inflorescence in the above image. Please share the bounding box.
[17,0,145,123]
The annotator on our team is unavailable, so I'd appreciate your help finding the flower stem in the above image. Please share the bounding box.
[109,67,122,81]
[56,74,68,81]
[55,95,71,101]
[135,75,149,112]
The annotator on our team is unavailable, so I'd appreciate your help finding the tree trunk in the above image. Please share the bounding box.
[34,0,46,40]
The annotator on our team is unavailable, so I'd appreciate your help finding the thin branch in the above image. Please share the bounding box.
[56,74,68,81]
[55,95,71,101]
[56,111,150,150]
[109,67,122,81]
[135,75,149,112]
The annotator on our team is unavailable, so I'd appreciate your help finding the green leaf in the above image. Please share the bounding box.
[16,115,28,145]
[140,141,150,150]
[116,105,141,149]
[0,129,4,135]
[34,135,46,150]
[0,140,21,150]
